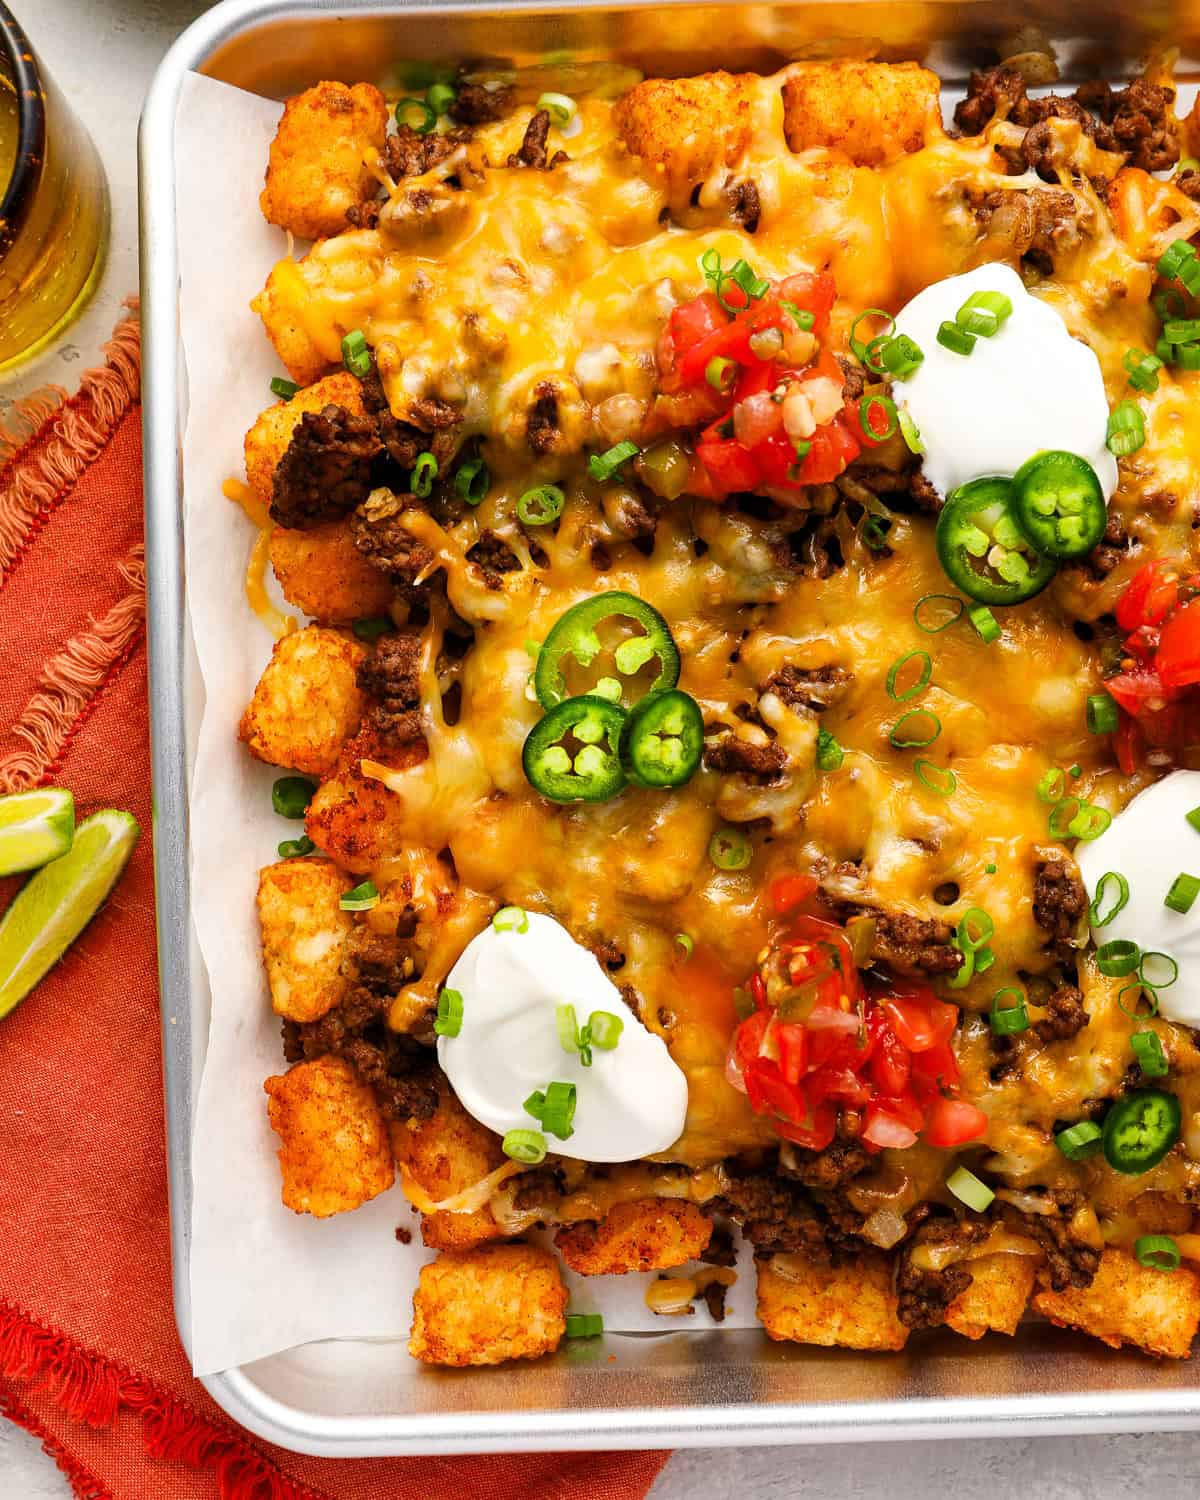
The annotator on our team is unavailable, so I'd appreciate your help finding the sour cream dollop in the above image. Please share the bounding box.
[1076,770,1200,1027]
[437,912,689,1162]
[892,264,1117,501]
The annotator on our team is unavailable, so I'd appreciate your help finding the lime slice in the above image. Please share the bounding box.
[0,787,75,876]
[0,808,140,1021]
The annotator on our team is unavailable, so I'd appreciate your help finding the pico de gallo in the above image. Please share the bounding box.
[654,254,892,500]
[726,878,988,1153]
[1098,558,1200,772]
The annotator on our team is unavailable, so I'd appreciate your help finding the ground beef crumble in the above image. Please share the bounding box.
[779,1135,870,1190]
[270,405,380,529]
[764,663,852,713]
[727,179,761,232]
[704,1159,860,1262]
[507,110,567,170]
[869,909,963,979]
[1033,856,1088,941]
[999,1189,1100,1292]
[703,736,788,781]
[466,529,522,588]
[449,81,515,126]
[895,1217,989,1330]
[357,633,424,744]
[1036,982,1089,1043]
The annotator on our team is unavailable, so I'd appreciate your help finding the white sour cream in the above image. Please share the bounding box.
[892,264,1118,501]
[437,911,689,1162]
[1076,770,1200,1027]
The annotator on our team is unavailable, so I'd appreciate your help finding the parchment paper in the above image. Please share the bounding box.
[178,71,756,1378]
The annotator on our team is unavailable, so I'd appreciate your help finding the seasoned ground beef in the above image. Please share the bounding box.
[698,1224,739,1268]
[449,81,515,126]
[357,633,424,743]
[526,380,561,455]
[999,1189,1100,1292]
[1036,982,1089,1043]
[837,356,866,404]
[602,487,658,542]
[780,1135,870,1190]
[705,1163,837,1259]
[382,124,471,180]
[764,663,852,713]
[351,489,437,583]
[360,365,460,471]
[270,405,380,529]
[727,178,761,233]
[589,937,626,971]
[507,109,567,170]
[895,1217,988,1329]
[1033,855,1088,941]
[702,1280,730,1322]
[908,469,943,514]
[871,909,963,978]
[953,67,1030,135]
[466,529,522,588]
[703,736,788,781]
[1066,511,1133,582]
[975,188,1084,274]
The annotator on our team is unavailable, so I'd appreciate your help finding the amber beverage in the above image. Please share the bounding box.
[0,4,107,371]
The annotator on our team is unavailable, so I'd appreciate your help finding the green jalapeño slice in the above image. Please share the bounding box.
[534,591,680,709]
[523,695,628,803]
[619,689,704,790]
[1011,450,1107,559]
[935,476,1058,605]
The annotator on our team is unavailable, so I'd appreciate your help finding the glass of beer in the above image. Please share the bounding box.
[0,3,108,371]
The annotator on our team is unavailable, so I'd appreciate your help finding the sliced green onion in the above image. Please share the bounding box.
[1158,238,1197,281]
[709,827,752,870]
[538,1080,578,1138]
[587,441,639,483]
[1154,286,1188,321]
[985,862,997,874]
[1131,1029,1169,1078]
[968,604,1000,643]
[1086,693,1119,735]
[781,299,815,331]
[861,514,892,552]
[1135,1234,1180,1272]
[1096,938,1140,977]
[816,728,844,771]
[588,1010,624,1050]
[1118,980,1157,1017]
[517,484,565,526]
[946,1166,995,1211]
[411,451,438,498]
[427,81,456,115]
[1124,347,1163,394]
[889,709,941,749]
[494,905,530,933]
[1189,806,1200,833]
[675,932,694,959]
[557,1002,581,1054]
[434,987,464,1037]
[341,328,372,378]
[1163,318,1200,344]
[878,334,924,379]
[1055,1119,1103,1160]
[454,458,490,504]
[705,356,737,393]
[913,594,964,633]
[1179,257,1200,297]
[956,289,1013,337]
[537,91,576,127]
[396,96,437,134]
[1090,871,1130,927]
[1157,335,1175,365]
[339,879,379,911]
[849,308,894,365]
[270,376,299,400]
[1140,950,1179,989]
[959,908,994,951]
[898,408,924,454]
[937,320,976,356]
[278,835,315,858]
[886,649,932,702]
[726,258,769,301]
[859,394,898,441]
[1177,343,1200,371]
[990,987,1029,1035]
[1069,803,1112,842]
[702,252,770,313]
[565,1312,604,1338]
[1069,764,1083,778]
[272,775,317,820]
[914,759,956,796]
[502,1128,546,1164]
[1165,873,1200,914]
[353,615,393,642]
[1037,768,1066,804]
[1048,797,1082,837]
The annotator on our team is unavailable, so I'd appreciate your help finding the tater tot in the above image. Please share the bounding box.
[260,80,388,239]
[239,624,366,776]
[409,1244,567,1366]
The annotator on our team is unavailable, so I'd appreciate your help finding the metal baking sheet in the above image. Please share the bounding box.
[139,0,1200,1457]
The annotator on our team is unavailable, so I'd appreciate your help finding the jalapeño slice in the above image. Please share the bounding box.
[523,695,627,803]
[619,689,704,790]
[1011,451,1107,560]
[534,591,680,709]
[1102,1087,1181,1175]
[935,476,1058,605]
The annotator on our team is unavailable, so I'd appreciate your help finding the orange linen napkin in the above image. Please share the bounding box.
[0,313,669,1500]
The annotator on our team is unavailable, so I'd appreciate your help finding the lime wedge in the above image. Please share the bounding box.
[0,787,75,876]
[0,808,140,1020]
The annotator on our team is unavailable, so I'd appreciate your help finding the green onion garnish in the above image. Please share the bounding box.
[557,1001,582,1053]
[914,758,956,796]
[502,1128,547,1164]
[861,514,892,551]
[270,376,299,400]
[434,987,464,1037]
[427,81,456,115]
[1177,343,1200,371]
[587,441,639,483]
[494,905,530,933]
[709,827,752,870]
[1096,938,1140,977]
[1056,1120,1103,1160]
[411,451,438,498]
[1124,347,1164,393]
[781,300,815,331]
[1069,802,1112,841]
[946,1166,995,1212]
[353,616,393,642]
[1135,1234,1180,1272]
[949,906,995,989]
[517,484,565,526]
[588,1010,624,1050]
[341,329,371,378]
[898,409,924,454]
[454,458,490,504]
[1140,950,1179,989]
[889,709,941,749]
[1188,806,1200,833]
[1069,764,1083,778]
[990,986,1029,1035]
[1165,873,1200,914]
[277,835,315,858]
[849,308,895,365]
[396,96,437,134]
[565,1312,604,1338]
[1163,318,1200,344]
[705,356,737,393]
[859,394,898,441]
[675,932,694,959]
[985,862,997,874]
[967,604,1000,643]
[1090,871,1130,927]
[1118,979,1157,1017]
[1158,239,1197,281]
[816,728,844,771]
[878,334,924,379]
[700,249,769,312]
[1037,768,1066,804]
[886,649,932,702]
[937,320,975,356]
[955,289,1013,338]
[340,879,379,911]
[523,1080,577,1138]
[1131,1029,1169,1078]
[1086,693,1119,735]
[272,775,317,820]
[913,594,964,633]
[537,91,576,127]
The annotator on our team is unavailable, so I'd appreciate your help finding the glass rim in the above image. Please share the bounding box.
[0,1,45,258]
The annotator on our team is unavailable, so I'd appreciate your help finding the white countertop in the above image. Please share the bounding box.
[2,3,1197,1495]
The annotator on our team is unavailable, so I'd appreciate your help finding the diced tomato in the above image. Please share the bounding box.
[733,1007,770,1077]
[867,1019,911,1096]
[910,1040,960,1103]
[694,437,759,497]
[862,1097,920,1150]
[776,272,837,337]
[808,1064,871,1108]
[677,317,756,388]
[777,1022,808,1086]
[744,1058,807,1125]
[773,1101,837,1151]
[1116,558,1184,632]
[923,1097,988,1148]
[879,990,957,1053]
[790,414,862,485]
[769,873,819,914]
[1105,667,1171,716]
[1156,598,1200,689]
[1113,711,1144,776]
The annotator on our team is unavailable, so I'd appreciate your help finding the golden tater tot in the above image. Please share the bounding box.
[260,81,388,240]
[257,857,353,1023]
[269,520,393,625]
[757,1251,908,1350]
[613,72,759,184]
[1034,1248,1200,1359]
[555,1198,712,1275]
[239,625,366,776]
[945,1254,1038,1341]
[409,1244,567,1366]
[781,61,940,165]
[393,1084,507,1250]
